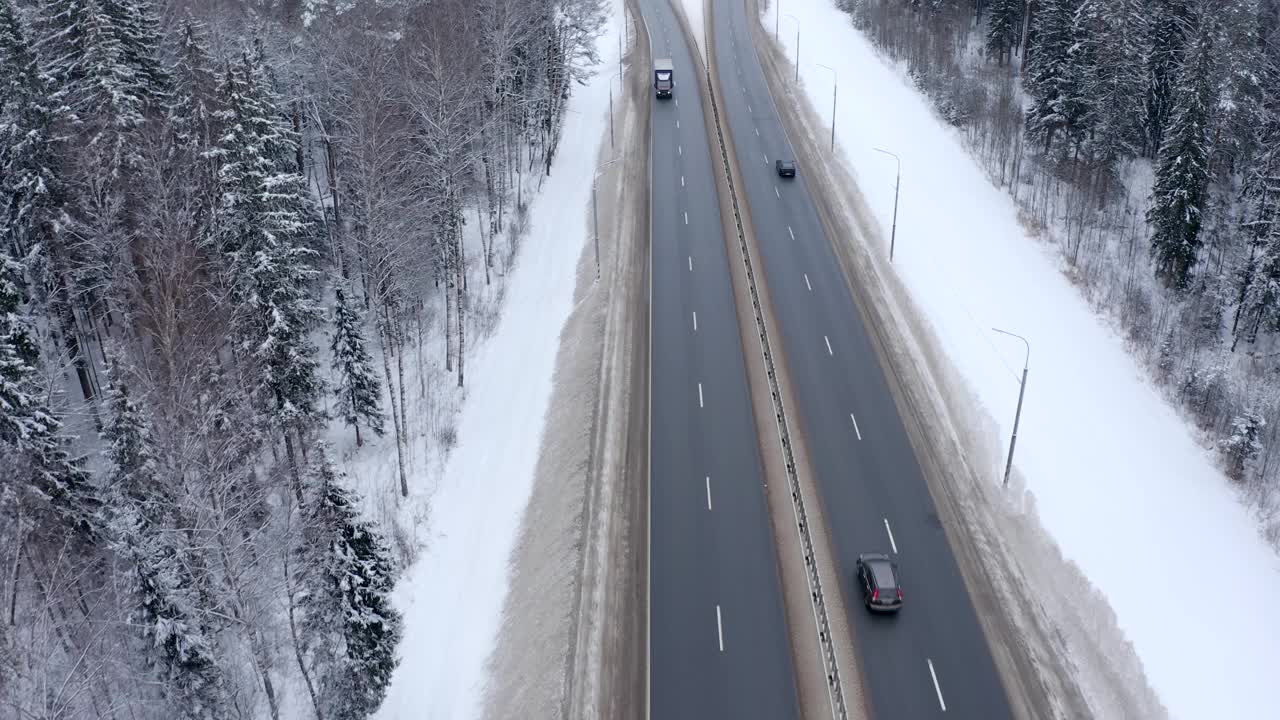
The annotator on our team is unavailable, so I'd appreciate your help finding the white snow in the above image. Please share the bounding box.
[770,2,1280,718]
[677,0,706,62]
[372,9,620,719]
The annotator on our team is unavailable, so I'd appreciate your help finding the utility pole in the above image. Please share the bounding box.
[817,63,837,151]
[593,159,620,281]
[785,14,799,84]
[873,148,900,261]
[992,328,1030,488]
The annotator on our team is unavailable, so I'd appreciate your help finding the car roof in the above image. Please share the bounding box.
[868,560,897,588]
[779,159,795,166]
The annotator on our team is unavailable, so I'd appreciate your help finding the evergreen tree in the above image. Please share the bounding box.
[101,369,166,510]
[1143,0,1194,157]
[1208,0,1266,174]
[168,17,220,193]
[1,0,67,260]
[1023,0,1089,151]
[100,0,169,108]
[1219,410,1265,480]
[1148,9,1217,290]
[35,0,147,175]
[985,0,1023,66]
[107,499,228,719]
[296,452,402,720]
[330,287,385,447]
[210,52,324,433]
[1233,102,1280,346]
[0,250,98,538]
[1083,0,1147,169]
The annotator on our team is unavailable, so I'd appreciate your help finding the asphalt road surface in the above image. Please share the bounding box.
[639,1,802,718]
[709,1,1015,717]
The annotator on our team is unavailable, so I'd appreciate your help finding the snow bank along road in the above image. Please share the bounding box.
[707,0,1015,718]
[637,0,803,717]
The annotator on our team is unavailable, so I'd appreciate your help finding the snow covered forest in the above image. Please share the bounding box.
[841,0,1280,540]
[0,0,605,717]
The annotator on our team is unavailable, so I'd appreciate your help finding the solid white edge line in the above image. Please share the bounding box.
[716,605,724,652]
[849,413,863,441]
[706,476,712,510]
[884,518,898,554]
[928,659,947,711]
[804,274,812,291]
[824,336,833,356]
[698,383,704,408]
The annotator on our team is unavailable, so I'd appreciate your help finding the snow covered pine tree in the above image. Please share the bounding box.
[330,287,385,447]
[295,452,402,720]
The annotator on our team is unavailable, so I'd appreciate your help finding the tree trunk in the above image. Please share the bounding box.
[377,311,409,497]
[285,555,325,720]
[456,232,466,389]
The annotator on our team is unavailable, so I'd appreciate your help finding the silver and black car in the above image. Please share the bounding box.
[856,553,903,613]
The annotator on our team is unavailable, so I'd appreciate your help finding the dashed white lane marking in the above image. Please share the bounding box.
[684,211,689,225]
[688,256,693,271]
[716,605,724,651]
[762,152,768,164]
[748,104,753,113]
[804,274,812,291]
[824,335,833,356]
[692,311,697,332]
[884,518,898,553]
[706,476,712,510]
[928,659,947,711]
[775,186,780,198]
[681,175,685,187]
[787,226,795,240]
[698,383,704,408]
[755,127,760,136]
[678,144,682,156]
[676,119,680,129]
[675,98,679,107]
[849,413,863,440]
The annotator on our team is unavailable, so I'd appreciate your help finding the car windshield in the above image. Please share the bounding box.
[781,162,794,169]
[869,562,896,590]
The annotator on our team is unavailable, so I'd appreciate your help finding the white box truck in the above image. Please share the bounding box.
[654,58,674,99]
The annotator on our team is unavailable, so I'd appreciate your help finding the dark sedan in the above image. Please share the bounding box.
[856,553,903,613]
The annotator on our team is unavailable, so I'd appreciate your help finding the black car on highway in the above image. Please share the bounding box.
[775,159,796,178]
[857,553,903,613]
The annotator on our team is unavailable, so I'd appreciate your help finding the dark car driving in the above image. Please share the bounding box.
[775,159,796,178]
[857,553,903,613]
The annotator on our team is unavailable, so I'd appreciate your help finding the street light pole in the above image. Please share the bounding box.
[817,63,837,152]
[873,147,900,262]
[785,14,799,84]
[775,0,780,41]
[593,158,620,281]
[609,72,623,150]
[992,328,1030,488]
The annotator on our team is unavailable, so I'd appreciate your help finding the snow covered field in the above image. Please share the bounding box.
[763,2,1280,718]
[371,13,618,720]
